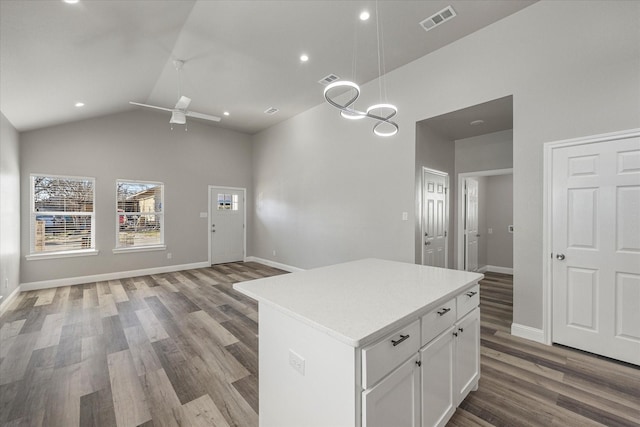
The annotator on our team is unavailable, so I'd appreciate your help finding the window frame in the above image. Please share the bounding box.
[113,179,166,253]
[27,173,98,260]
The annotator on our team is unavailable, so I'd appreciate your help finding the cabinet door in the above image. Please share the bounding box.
[420,327,455,427]
[363,356,420,427]
[455,307,480,404]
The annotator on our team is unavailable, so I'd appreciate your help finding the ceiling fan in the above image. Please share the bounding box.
[129,60,221,127]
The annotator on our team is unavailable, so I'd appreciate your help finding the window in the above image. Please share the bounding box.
[30,174,95,256]
[217,193,239,211]
[116,180,164,250]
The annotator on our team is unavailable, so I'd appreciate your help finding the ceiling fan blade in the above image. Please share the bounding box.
[185,110,221,122]
[129,101,174,112]
[175,96,191,110]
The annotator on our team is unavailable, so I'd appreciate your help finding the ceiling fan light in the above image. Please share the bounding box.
[170,111,186,124]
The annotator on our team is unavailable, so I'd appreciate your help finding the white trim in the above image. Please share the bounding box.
[208,186,247,265]
[456,168,513,271]
[0,285,22,315]
[19,261,209,292]
[245,256,304,273]
[421,167,449,268]
[542,128,640,346]
[510,323,545,344]
[26,249,99,261]
[112,245,166,254]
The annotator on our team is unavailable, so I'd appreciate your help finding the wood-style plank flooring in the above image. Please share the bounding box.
[0,265,638,426]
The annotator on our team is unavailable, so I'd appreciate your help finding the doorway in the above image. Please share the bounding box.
[457,169,513,273]
[543,129,640,365]
[208,186,246,265]
[422,168,449,268]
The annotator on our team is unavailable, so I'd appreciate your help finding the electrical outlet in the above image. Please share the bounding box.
[167,252,172,259]
[272,250,276,257]
[488,228,493,234]
[289,349,305,375]
[402,212,408,221]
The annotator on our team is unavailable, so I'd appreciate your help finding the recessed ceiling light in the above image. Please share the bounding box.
[223,111,230,116]
[359,11,370,21]
[75,102,85,107]
[63,0,79,4]
[300,54,309,62]
[470,119,484,126]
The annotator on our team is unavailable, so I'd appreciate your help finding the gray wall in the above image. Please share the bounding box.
[20,110,252,284]
[250,1,640,331]
[1,112,20,302]
[485,174,514,269]
[415,123,455,265]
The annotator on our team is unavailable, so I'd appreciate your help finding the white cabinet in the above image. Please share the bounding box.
[420,326,455,427]
[234,259,483,427]
[454,308,480,404]
[363,356,421,427]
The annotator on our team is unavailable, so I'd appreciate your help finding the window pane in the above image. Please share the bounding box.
[34,214,92,252]
[116,180,164,249]
[33,176,94,213]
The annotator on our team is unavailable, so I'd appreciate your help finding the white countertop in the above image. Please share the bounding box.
[234,258,483,347]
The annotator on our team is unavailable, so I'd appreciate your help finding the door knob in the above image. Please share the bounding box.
[556,253,565,260]
[425,241,431,246]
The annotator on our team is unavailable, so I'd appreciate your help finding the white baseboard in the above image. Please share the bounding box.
[511,323,546,344]
[0,285,22,314]
[20,261,210,292]
[245,256,304,273]
[485,265,513,275]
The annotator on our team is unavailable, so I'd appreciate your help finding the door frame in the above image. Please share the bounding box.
[456,168,513,271]
[542,128,640,345]
[421,167,449,268]
[208,185,247,265]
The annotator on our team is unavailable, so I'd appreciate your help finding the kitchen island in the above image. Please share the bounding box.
[234,258,483,427]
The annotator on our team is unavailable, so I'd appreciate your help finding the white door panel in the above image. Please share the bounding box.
[423,170,448,268]
[465,178,479,272]
[210,187,245,264]
[552,135,640,365]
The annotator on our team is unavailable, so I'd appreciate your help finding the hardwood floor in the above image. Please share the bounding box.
[0,265,638,426]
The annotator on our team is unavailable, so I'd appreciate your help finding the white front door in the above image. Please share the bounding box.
[210,186,245,265]
[422,169,448,268]
[464,178,479,272]
[551,135,640,365]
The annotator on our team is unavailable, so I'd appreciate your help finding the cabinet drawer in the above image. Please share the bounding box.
[457,285,480,319]
[421,298,456,346]
[362,319,420,389]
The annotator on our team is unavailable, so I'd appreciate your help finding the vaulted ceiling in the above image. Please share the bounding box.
[0,0,536,134]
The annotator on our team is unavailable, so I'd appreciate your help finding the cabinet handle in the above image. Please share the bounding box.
[466,291,478,297]
[453,332,458,337]
[437,308,451,316]
[391,334,410,347]
[458,327,464,333]
[415,360,422,367]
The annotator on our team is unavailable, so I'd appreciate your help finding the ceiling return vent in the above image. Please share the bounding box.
[264,107,279,115]
[419,5,456,32]
[318,73,340,86]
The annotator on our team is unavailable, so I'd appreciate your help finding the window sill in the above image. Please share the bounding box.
[26,249,99,261]
[112,245,167,254]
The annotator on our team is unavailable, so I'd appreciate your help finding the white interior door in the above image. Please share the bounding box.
[210,186,245,265]
[551,135,640,365]
[465,178,479,272]
[423,169,448,268]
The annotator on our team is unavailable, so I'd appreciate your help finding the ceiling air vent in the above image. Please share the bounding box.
[264,107,279,115]
[318,74,340,86]
[420,5,456,32]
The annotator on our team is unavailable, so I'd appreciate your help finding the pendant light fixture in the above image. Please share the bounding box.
[323,2,398,137]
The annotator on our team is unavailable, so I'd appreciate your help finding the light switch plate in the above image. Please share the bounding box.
[289,349,305,375]
[200,212,208,218]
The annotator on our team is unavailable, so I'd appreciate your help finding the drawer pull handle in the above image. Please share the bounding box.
[453,332,458,337]
[458,327,464,333]
[415,360,422,367]
[391,334,410,347]
[466,291,478,297]
[437,308,451,316]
